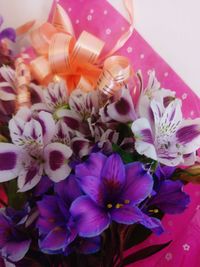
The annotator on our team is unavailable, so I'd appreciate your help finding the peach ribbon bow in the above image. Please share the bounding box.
[29,2,134,96]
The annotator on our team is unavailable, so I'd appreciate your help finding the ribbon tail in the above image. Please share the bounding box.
[16,20,36,37]
[99,0,134,61]
[52,4,75,36]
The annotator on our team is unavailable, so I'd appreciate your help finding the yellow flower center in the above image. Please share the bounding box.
[149,209,159,213]
[115,203,124,209]
[107,203,113,209]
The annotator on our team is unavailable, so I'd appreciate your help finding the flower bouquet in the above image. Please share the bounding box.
[0,1,200,267]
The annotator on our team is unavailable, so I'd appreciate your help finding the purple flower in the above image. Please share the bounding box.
[154,165,176,181]
[70,152,161,238]
[33,175,53,197]
[37,175,82,254]
[0,16,16,42]
[149,180,190,214]
[148,165,190,214]
[0,207,31,262]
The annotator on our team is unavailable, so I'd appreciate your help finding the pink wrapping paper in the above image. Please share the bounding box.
[50,1,200,266]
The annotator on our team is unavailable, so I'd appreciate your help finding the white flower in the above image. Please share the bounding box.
[132,71,200,166]
[0,108,72,191]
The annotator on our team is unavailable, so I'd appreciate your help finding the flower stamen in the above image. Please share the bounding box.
[124,199,130,204]
[149,209,159,213]
[115,203,123,209]
[107,203,113,209]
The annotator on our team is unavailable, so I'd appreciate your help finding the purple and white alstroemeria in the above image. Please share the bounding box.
[136,71,176,121]
[0,66,45,120]
[100,88,136,123]
[31,80,68,113]
[70,152,162,238]
[57,88,100,136]
[0,108,72,191]
[132,95,200,166]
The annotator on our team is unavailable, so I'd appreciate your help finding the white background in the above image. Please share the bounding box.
[0,0,200,97]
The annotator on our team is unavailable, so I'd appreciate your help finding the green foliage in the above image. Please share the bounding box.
[7,180,27,209]
[112,143,158,173]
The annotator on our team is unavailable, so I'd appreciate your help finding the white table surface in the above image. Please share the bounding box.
[0,0,200,97]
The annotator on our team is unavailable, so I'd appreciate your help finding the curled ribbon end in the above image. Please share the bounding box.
[52,3,75,36]
[15,58,31,111]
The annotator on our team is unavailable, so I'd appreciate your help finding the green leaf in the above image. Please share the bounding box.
[7,180,27,209]
[112,144,135,164]
[121,241,171,266]
[117,123,133,142]
[124,224,152,250]
[112,144,158,172]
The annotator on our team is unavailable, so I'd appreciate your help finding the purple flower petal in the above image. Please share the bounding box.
[40,227,68,251]
[17,162,42,192]
[1,240,31,262]
[44,81,68,109]
[106,89,136,123]
[111,205,143,224]
[149,180,190,214]
[139,214,164,235]
[34,175,53,197]
[54,175,82,204]
[37,195,65,234]
[75,152,107,179]
[71,137,92,158]
[69,89,99,116]
[155,165,176,180]
[0,143,22,182]
[183,152,196,166]
[44,143,72,182]
[157,99,182,128]
[77,175,103,205]
[36,111,56,145]
[56,109,81,131]
[70,196,110,237]
[122,162,153,204]
[132,118,157,160]
[0,28,16,42]
[29,83,44,104]
[0,86,16,101]
[23,119,43,144]
[176,119,200,154]
[101,153,126,193]
[0,214,10,247]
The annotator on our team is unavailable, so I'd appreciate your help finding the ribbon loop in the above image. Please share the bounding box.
[97,56,132,97]
[71,31,105,65]
[49,33,75,74]
[30,56,52,84]
[30,22,57,56]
